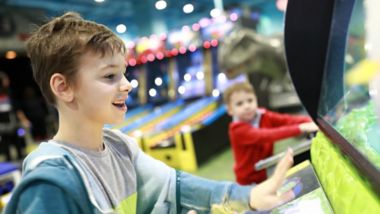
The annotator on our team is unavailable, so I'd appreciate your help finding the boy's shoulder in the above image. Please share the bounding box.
[6,143,94,214]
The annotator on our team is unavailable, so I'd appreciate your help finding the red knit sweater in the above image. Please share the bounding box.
[228,108,311,185]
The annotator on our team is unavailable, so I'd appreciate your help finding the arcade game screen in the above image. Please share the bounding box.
[320,0,380,171]
[175,50,206,99]
[145,59,170,104]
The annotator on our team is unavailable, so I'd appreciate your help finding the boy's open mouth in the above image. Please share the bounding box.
[112,101,126,109]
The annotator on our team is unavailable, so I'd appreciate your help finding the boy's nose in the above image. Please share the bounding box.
[120,75,132,93]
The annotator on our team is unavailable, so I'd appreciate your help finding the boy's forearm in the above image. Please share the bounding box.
[268,111,311,126]
[179,172,253,212]
[233,123,301,145]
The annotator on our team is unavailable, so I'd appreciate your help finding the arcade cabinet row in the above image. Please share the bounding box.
[111,96,231,172]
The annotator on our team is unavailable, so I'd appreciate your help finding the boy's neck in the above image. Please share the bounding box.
[53,112,104,151]
[54,127,104,151]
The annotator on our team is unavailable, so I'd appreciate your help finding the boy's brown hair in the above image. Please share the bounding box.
[26,12,126,105]
[223,82,256,105]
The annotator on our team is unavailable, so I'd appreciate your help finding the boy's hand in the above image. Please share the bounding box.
[299,122,319,133]
[249,149,295,211]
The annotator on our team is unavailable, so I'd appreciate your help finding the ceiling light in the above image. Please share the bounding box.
[210,8,221,18]
[131,79,139,88]
[94,0,105,2]
[183,3,194,14]
[155,77,163,86]
[196,71,204,80]
[217,73,226,82]
[116,24,127,33]
[155,0,167,10]
[149,88,157,97]
[178,86,186,94]
[184,74,191,82]
[212,89,220,97]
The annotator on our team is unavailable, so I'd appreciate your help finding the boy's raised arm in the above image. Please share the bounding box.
[132,135,295,213]
[266,110,311,127]
[231,122,302,145]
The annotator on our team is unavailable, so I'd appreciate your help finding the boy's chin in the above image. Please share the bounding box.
[240,116,255,122]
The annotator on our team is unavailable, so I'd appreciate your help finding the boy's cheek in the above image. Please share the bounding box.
[226,106,234,116]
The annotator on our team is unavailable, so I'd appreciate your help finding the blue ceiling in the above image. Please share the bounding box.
[1,0,276,39]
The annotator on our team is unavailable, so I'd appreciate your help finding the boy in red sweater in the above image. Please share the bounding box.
[224,82,318,185]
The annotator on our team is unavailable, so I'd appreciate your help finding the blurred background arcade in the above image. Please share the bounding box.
[1,0,379,212]
[1,0,300,171]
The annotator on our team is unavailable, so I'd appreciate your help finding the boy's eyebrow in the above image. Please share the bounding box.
[100,63,125,70]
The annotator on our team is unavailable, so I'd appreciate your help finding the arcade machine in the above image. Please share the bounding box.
[141,22,246,172]
[119,99,185,150]
[120,100,184,135]
[143,97,225,171]
[110,104,153,131]
[168,18,251,171]
[112,35,173,133]
[277,0,380,212]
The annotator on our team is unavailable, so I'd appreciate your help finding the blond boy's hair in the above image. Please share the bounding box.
[26,12,126,105]
[223,82,256,105]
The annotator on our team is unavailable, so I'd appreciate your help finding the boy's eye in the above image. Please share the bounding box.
[104,74,116,80]
[247,98,252,103]
[236,101,243,106]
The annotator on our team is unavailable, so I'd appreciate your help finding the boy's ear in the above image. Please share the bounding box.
[50,73,74,103]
